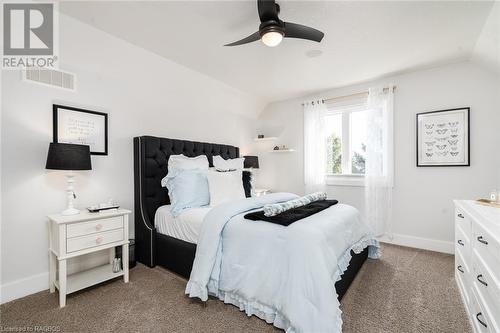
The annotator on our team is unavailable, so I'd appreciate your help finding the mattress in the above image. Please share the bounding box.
[154,205,211,244]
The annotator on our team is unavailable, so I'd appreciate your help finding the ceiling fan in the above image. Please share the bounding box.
[225,0,324,47]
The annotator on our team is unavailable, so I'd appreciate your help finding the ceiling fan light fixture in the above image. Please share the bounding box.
[261,30,284,47]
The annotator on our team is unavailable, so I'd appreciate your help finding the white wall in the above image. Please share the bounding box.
[255,61,500,253]
[1,15,262,303]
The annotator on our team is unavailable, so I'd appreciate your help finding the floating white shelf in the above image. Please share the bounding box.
[254,137,278,141]
[269,149,296,153]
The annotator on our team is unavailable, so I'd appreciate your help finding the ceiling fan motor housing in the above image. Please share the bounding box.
[259,20,285,38]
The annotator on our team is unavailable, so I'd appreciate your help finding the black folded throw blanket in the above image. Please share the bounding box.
[244,200,339,227]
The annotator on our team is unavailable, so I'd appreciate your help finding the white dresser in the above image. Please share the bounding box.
[48,209,131,307]
[454,200,500,332]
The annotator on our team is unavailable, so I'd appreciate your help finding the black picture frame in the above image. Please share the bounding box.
[53,104,108,155]
[416,107,470,167]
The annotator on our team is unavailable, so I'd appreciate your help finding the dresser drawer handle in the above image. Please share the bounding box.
[457,239,464,246]
[457,213,464,218]
[457,265,464,273]
[477,274,488,287]
[96,236,103,244]
[95,223,103,231]
[477,236,488,245]
[476,313,487,328]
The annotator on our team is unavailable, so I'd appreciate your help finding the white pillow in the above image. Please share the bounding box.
[161,154,209,187]
[206,170,245,206]
[168,154,209,173]
[213,155,245,171]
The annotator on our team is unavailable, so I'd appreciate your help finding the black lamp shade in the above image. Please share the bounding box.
[46,143,92,170]
[243,155,259,169]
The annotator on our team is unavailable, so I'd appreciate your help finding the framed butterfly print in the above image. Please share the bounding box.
[416,108,470,167]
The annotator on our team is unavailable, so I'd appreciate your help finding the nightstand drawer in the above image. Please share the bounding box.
[67,229,124,253]
[67,216,123,238]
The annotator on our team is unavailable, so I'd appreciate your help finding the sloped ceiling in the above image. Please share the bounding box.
[473,1,500,74]
[61,1,496,103]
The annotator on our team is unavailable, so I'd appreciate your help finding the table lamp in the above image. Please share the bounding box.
[243,155,259,169]
[46,143,92,215]
[244,156,260,196]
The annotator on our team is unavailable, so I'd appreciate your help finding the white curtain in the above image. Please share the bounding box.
[365,86,394,236]
[304,100,327,193]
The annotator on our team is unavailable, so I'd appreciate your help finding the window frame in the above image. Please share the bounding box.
[324,99,369,187]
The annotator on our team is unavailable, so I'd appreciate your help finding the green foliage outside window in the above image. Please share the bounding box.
[326,133,342,174]
[351,143,366,174]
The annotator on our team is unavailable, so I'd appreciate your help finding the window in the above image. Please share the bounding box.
[325,98,369,186]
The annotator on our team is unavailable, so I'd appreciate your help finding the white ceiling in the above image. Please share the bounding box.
[60,1,495,103]
[472,2,500,74]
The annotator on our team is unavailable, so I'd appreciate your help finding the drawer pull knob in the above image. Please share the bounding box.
[457,265,464,273]
[477,274,488,287]
[96,224,103,230]
[476,313,487,328]
[96,237,103,244]
[457,239,464,246]
[477,236,488,245]
[457,213,464,218]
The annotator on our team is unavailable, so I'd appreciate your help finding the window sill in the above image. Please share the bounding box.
[326,174,365,187]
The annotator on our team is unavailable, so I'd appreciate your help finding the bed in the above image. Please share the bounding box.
[134,136,378,332]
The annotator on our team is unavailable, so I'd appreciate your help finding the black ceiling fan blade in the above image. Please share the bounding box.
[258,0,279,22]
[224,31,261,46]
[283,22,324,42]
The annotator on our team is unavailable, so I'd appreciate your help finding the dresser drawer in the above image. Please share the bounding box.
[66,229,124,253]
[455,208,471,235]
[470,288,490,333]
[67,216,123,238]
[455,250,471,301]
[472,221,500,282]
[455,224,471,262]
[470,285,499,333]
[472,249,500,319]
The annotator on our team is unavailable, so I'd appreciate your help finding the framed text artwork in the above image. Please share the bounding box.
[416,107,469,167]
[53,104,108,155]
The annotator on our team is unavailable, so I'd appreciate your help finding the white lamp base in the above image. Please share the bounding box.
[61,207,80,216]
[62,172,80,215]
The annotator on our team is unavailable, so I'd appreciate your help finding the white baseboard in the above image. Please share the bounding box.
[379,233,454,254]
[1,250,109,304]
[1,272,49,304]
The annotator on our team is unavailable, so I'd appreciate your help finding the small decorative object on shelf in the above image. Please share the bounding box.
[88,199,120,213]
[476,198,500,208]
[254,136,278,141]
[254,188,271,197]
[489,190,498,202]
[269,145,296,153]
[112,258,121,273]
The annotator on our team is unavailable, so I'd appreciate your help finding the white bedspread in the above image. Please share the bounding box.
[185,193,380,333]
[154,205,211,244]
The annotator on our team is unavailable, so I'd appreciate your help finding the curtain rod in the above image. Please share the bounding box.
[303,86,396,106]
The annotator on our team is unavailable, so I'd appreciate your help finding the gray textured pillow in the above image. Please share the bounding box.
[263,192,327,217]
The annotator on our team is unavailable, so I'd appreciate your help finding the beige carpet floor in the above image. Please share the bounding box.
[1,244,470,333]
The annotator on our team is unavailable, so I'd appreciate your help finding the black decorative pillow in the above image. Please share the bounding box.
[242,171,252,198]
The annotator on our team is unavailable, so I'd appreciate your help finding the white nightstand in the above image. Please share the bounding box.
[47,209,131,307]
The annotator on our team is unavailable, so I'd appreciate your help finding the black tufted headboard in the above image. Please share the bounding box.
[133,136,239,266]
